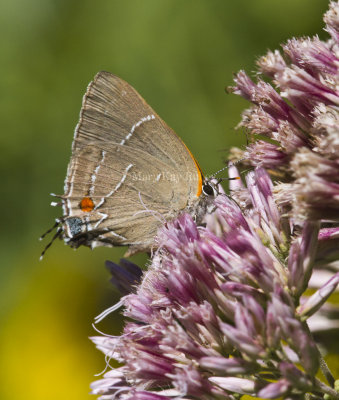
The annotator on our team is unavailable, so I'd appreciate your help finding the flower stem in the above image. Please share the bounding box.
[315,378,339,399]
[319,356,335,388]
[303,321,335,388]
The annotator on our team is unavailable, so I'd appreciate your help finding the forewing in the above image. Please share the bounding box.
[72,71,201,192]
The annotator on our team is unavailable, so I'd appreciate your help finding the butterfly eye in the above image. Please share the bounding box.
[202,183,215,196]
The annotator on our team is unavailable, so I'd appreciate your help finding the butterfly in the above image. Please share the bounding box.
[42,71,226,258]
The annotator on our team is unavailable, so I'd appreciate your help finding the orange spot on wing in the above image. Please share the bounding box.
[79,197,95,212]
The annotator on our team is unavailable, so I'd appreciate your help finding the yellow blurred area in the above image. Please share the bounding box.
[1,0,332,399]
[2,288,92,399]
[1,249,119,399]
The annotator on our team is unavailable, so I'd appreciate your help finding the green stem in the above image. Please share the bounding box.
[303,321,335,387]
[315,378,339,399]
[319,355,335,388]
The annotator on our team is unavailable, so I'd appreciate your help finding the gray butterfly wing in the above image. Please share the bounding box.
[72,71,202,172]
[61,71,203,255]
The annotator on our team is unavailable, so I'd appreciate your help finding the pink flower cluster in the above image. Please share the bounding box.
[91,2,339,399]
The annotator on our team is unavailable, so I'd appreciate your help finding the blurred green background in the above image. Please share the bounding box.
[1,0,332,399]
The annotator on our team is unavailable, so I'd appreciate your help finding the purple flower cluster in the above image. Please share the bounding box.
[91,2,339,399]
[229,1,339,224]
[91,169,339,399]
